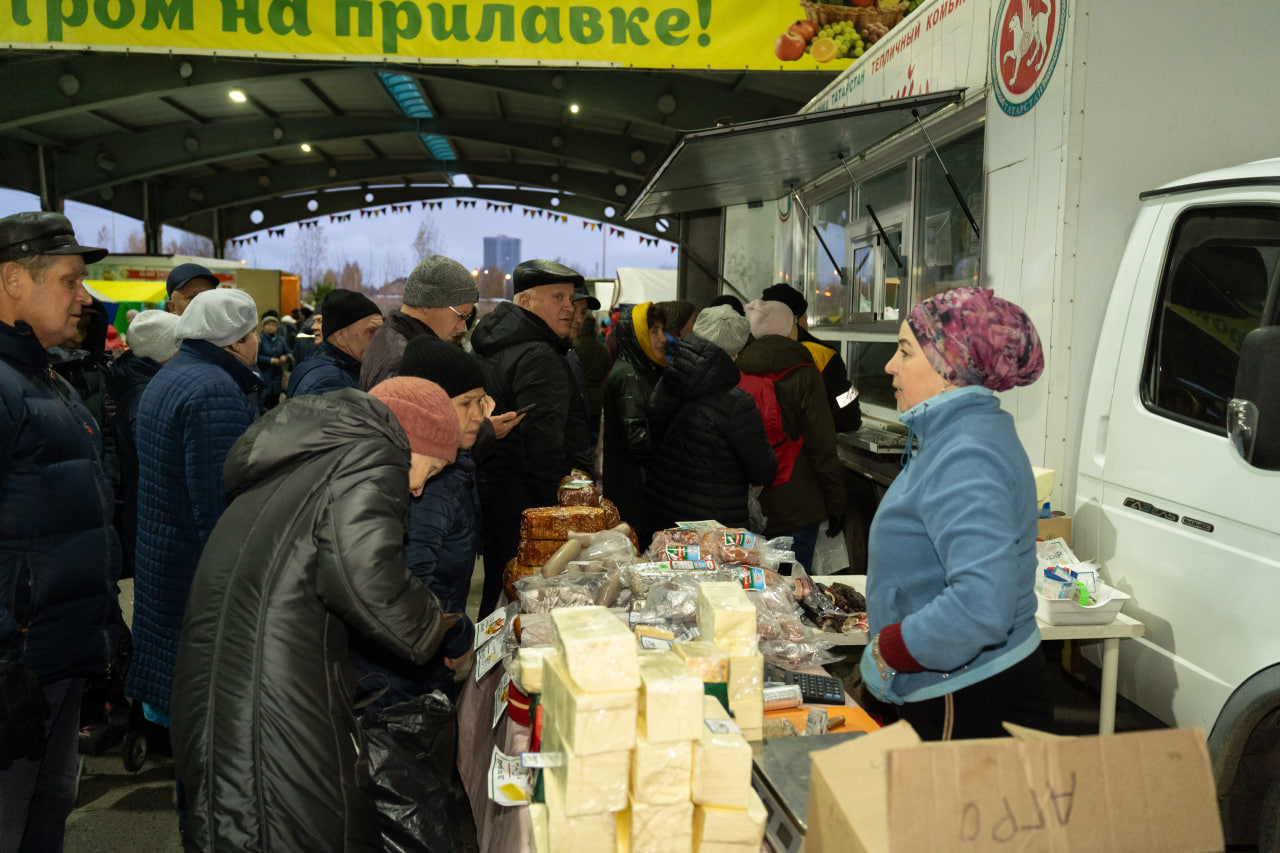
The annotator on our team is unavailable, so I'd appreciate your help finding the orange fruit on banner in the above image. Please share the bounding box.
[811,37,838,63]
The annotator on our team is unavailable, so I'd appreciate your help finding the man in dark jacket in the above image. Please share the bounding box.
[0,212,120,851]
[567,283,604,450]
[602,301,667,526]
[640,306,777,543]
[291,310,321,364]
[164,262,218,316]
[171,379,460,852]
[739,300,847,573]
[256,311,290,408]
[107,310,181,578]
[762,282,862,434]
[352,337,489,705]
[130,288,262,748]
[471,259,593,615]
[287,288,381,397]
[360,254,477,389]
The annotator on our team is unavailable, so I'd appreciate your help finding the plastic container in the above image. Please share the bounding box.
[1035,582,1130,626]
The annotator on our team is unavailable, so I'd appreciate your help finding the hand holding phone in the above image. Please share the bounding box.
[515,403,537,416]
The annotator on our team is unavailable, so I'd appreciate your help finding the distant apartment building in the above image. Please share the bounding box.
[482,235,521,300]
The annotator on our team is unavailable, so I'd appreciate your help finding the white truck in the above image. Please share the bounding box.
[627,0,1280,844]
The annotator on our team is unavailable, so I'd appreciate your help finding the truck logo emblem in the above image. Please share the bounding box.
[992,0,1067,117]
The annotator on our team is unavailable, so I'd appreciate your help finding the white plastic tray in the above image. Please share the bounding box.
[1035,582,1130,626]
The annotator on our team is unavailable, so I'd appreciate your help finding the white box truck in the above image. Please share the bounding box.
[627,0,1280,844]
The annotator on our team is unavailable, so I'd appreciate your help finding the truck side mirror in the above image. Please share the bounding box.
[1229,325,1280,470]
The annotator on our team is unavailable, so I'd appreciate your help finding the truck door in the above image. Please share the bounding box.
[1093,197,1280,734]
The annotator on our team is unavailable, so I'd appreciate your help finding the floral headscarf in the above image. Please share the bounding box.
[906,287,1044,392]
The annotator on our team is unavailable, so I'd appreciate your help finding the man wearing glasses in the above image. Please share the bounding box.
[360,254,479,390]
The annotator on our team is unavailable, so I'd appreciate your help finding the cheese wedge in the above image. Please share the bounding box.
[542,653,637,755]
[552,605,641,692]
[693,788,767,851]
[543,762,619,852]
[631,726,693,805]
[637,650,704,743]
[623,795,693,853]
[695,583,758,658]
[542,709,631,817]
[673,641,729,683]
[691,696,753,808]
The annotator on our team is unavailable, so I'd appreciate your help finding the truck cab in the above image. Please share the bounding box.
[1075,158,1280,848]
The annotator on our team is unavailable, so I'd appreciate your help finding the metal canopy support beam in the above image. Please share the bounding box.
[141,182,160,255]
[211,209,224,259]
[36,145,60,212]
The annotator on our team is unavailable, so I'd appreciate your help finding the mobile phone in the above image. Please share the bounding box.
[515,403,537,415]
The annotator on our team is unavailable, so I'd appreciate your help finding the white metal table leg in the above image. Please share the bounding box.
[1098,637,1119,736]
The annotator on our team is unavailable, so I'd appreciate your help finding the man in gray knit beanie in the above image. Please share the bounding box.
[359,253,479,390]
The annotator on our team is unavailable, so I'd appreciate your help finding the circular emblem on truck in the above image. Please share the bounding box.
[991,0,1067,116]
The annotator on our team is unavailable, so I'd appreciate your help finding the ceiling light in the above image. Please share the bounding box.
[229,89,246,102]
[570,104,579,114]
[300,143,312,152]
[631,149,646,166]
[184,135,199,153]
[95,152,116,172]
[614,183,627,197]
[656,94,677,115]
[188,186,205,202]
[178,62,193,79]
[58,74,80,97]
[272,125,284,141]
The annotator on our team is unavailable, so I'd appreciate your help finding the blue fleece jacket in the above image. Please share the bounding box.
[866,386,1041,703]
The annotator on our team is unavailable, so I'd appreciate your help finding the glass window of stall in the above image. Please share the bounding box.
[806,190,852,329]
[915,128,985,304]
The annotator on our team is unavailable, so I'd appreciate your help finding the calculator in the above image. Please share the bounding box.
[763,662,846,705]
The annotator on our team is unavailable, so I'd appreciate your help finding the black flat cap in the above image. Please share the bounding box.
[513,259,584,294]
[761,282,808,318]
[0,211,107,264]
[573,282,601,310]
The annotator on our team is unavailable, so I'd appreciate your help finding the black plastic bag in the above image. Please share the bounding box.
[361,691,479,853]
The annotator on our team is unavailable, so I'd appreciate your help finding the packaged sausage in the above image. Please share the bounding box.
[517,538,569,567]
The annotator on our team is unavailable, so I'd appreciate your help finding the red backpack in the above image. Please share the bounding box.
[738,364,812,487]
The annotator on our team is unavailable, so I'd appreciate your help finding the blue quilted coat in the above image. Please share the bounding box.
[286,340,360,398]
[256,329,290,400]
[0,320,121,684]
[128,339,260,715]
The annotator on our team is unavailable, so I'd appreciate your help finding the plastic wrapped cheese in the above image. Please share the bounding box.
[637,650,704,743]
[513,646,557,694]
[691,696,753,808]
[631,726,693,805]
[542,709,631,817]
[674,641,729,683]
[552,605,641,693]
[621,795,694,853]
[542,653,637,755]
[542,767,619,853]
[729,701,763,731]
[695,583,758,658]
[693,788,767,851]
[528,803,550,853]
[727,654,764,732]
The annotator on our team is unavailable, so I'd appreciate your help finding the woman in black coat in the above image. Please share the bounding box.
[638,306,778,544]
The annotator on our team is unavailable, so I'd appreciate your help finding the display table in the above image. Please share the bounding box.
[809,575,1146,735]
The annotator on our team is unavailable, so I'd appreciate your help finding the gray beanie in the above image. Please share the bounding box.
[693,305,751,357]
[175,288,258,347]
[404,255,479,308]
[126,309,181,363]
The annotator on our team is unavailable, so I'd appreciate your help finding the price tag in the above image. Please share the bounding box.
[639,635,674,651]
[520,751,565,769]
[488,747,533,806]
[474,607,509,651]
[492,671,511,730]
[474,640,507,683]
[805,707,829,736]
[675,627,700,643]
[704,717,742,736]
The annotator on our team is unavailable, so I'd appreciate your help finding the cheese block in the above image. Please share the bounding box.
[542,710,630,817]
[521,506,609,539]
[691,696,753,808]
[637,650,704,743]
[728,700,763,731]
[623,795,694,853]
[674,641,728,683]
[543,763,619,853]
[726,654,763,706]
[529,803,550,853]
[693,788,767,851]
[552,606,641,693]
[695,583,758,658]
[631,727,693,805]
[542,652,637,755]
[517,537,569,567]
[515,646,556,694]
[738,726,763,743]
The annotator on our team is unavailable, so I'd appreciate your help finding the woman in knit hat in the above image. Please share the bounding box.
[860,286,1049,740]
[351,337,490,716]
[170,380,463,851]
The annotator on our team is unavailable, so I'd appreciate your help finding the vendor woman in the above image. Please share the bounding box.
[861,286,1053,740]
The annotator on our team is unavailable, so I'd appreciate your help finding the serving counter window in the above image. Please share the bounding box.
[809,191,851,328]
[917,128,984,302]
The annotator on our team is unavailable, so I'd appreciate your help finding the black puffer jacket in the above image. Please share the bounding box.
[602,304,665,526]
[171,389,446,853]
[471,301,593,512]
[736,335,847,536]
[105,350,162,577]
[639,334,777,542]
[798,325,863,433]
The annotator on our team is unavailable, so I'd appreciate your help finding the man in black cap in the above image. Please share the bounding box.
[761,282,862,434]
[164,262,219,316]
[0,212,122,850]
[286,288,382,397]
[470,259,595,614]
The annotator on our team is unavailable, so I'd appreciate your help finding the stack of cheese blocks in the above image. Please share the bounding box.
[694,582,765,743]
[530,604,766,853]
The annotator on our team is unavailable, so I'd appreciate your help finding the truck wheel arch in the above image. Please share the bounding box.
[1208,663,1280,847]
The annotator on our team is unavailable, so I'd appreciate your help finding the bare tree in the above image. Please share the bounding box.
[125,232,146,253]
[410,216,447,263]
[163,228,215,257]
[291,224,329,290]
[338,260,364,293]
[96,225,112,253]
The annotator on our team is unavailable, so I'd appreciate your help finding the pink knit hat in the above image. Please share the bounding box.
[369,377,459,462]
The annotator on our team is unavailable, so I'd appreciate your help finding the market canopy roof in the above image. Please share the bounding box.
[0,51,836,245]
[625,89,965,221]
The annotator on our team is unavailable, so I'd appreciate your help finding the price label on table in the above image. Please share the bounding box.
[492,671,511,730]
[487,747,532,807]
[474,640,507,683]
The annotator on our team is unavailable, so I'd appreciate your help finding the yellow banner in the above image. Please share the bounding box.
[0,0,871,70]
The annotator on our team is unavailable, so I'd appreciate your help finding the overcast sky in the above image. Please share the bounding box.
[0,188,677,284]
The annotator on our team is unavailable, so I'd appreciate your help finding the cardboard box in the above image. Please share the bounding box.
[807,721,1224,853]
[1037,511,1072,546]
